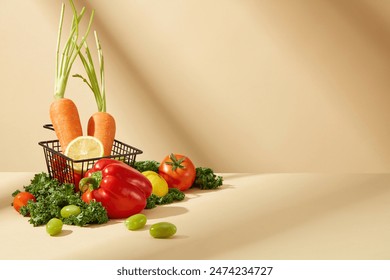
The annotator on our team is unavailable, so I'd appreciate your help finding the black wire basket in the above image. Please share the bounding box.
[39,124,143,185]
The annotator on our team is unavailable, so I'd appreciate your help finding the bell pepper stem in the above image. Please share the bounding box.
[79,171,102,192]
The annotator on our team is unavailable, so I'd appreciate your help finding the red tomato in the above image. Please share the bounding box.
[51,154,80,190]
[158,153,196,191]
[13,192,36,213]
[73,172,81,192]
[51,154,68,182]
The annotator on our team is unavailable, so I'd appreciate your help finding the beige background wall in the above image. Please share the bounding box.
[1,0,390,173]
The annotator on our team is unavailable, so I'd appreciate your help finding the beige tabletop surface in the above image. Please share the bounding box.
[0,172,389,260]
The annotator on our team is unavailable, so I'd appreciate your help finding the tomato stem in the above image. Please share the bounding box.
[165,153,186,171]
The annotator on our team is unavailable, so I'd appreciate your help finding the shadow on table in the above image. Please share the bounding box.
[193,174,390,260]
[145,205,189,220]
[138,173,390,260]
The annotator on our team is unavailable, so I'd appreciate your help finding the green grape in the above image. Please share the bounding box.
[60,205,81,218]
[124,214,147,230]
[149,222,176,239]
[46,218,63,236]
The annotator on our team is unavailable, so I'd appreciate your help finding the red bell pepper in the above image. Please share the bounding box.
[79,158,152,219]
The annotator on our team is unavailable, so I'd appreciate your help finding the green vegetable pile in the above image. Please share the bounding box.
[134,160,223,209]
[134,160,223,190]
[145,188,185,209]
[192,167,223,190]
[12,160,223,229]
[133,160,160,173]
[13,172,108,227]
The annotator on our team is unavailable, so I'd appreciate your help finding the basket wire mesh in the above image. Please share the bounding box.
[39,124,143,185]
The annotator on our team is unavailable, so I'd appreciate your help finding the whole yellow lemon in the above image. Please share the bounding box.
[142,171,169,197]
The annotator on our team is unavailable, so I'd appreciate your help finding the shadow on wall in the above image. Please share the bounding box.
[17,0,390,173]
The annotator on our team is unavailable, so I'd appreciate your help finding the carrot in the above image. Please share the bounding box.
[87,112,116,156]
[74,31,116,156]
[51,1,94,151]
[50,98,83,151]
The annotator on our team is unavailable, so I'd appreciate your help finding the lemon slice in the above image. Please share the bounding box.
[64,136,104,173]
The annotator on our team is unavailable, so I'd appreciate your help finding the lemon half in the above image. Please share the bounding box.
[64,136,104,173]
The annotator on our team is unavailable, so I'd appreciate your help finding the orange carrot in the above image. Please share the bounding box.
[50,98,83,151]
[74,31,116,156]
[51,1,94,151]
[87,112,116,156]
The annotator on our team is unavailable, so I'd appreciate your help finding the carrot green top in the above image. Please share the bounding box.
[54,0,94,100]
[73,31,107,113]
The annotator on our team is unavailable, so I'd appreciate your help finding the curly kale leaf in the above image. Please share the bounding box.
[62,201,109,226]
[145,188,185,209]
[191,167,223,190]
[16,172,108,227]
[133,160,160,173]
